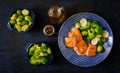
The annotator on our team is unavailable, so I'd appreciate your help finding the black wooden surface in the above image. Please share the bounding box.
[0,0,120,73]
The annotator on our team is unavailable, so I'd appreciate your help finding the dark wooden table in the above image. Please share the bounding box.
[0,0,120,73]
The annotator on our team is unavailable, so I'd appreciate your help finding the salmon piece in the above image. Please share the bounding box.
[74,40,87,55]
[64,37,76,47]
[74,47,83,55]
[68,28,83,41]
[86,44,97,56]
[65,28,97,56]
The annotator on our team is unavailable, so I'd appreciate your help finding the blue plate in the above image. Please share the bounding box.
[58,12,113,67]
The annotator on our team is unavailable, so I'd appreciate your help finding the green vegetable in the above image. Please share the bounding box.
[29,47,36,55]
[80,21,90,30]
[97,46,103,53]
[91,21,98,28]
[75,22,81,28]
[16,17,22,22]
[82,31,88,36]
[22,9,29,16]
[30,56,41,65]
[34,47,41,55]
[21,25,29,31]
[97,41,102,46]
[90,27,95,32]
[12,13,18,17]
[87,30,95,40]
[9,9,33,32]
[10,20,16,25]
[47,48,52,54]
[102,38,107,43]
[96,34,102,38]
[17,10,22,15]
[95,26,103,34]
[39,57,48,64]
[28,43,52,65]
[10,16,16,20]
[15,24,21,32]
[21,20,28,25]
[25,16,32,22]
[18,15,24,19]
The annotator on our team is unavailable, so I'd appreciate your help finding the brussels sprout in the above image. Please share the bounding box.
[25,16,32,22]
[75,22,81,28]
[22,9,29,16]
[15,24,21,32]
[87,21,91,27]
[21,25,29,31]
[102,38,107,43]
[16,17,22,22]
[18,15,24,19]
[12,13,18,17]
[17,10,22,15]
[82,31,88,36]
[10,16,16,20]
[10,20,16,25]
[17,21,22,25]
[97,41,102,46]
[21,20,28,25]
[29,22,32,26]
[95,26,103,34]
[97,46,103,53]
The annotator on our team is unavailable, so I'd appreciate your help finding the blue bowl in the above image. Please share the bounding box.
[58,12,113,67]
[25,42,54,65]
[7,8,35,33]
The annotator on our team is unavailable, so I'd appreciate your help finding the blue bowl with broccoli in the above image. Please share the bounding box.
[7,8,35,33]
[26,42,54,65]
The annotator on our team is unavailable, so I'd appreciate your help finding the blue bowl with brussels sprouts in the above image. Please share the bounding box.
[26,42,54,65]
[7,8,35,33]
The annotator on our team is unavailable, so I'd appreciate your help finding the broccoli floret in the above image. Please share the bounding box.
[39,57,48,64]
[30,56,41,65]
[95,26,103,34]
[29,47,36,55]
[91,21,98,28]
[87,30,95,40]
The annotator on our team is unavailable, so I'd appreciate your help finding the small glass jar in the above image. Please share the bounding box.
[43,25,55,36]
[48,5,67,24]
